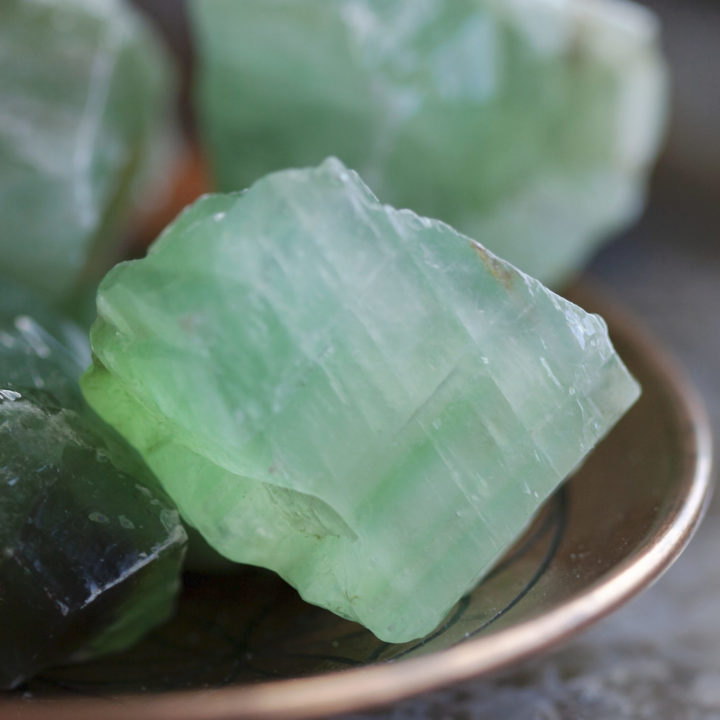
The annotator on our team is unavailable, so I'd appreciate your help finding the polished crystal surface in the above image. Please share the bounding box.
[82,159,640,642]
[191,0,667,286]
[0,0,172,300]
[0,282,186,688]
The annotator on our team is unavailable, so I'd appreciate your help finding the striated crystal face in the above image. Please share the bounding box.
[0,0,173,301]
[82,158,640,642]
[0,282,186,688]
[191,0,667,287]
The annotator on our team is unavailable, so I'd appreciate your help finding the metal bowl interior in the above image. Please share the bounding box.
[4,284,712,720]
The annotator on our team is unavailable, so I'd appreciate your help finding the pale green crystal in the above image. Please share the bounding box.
[191,0,667,286]
[82,158,640,642]
[0,0,173,301]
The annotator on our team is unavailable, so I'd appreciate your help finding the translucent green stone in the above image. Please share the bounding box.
[82,158,639,642]
[0,282,186,688]
[191,0,667,286]
[0,0,173,301]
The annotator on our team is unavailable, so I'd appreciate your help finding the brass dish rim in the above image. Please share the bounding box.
[9,285,714,720]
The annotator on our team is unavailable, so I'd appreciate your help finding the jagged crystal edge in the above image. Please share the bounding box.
[82,157,640,642]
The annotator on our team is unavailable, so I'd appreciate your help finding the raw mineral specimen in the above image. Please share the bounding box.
[82,159,640,642]
[191,0,667,287]
[0,0,173,301]
[0,282,187,688]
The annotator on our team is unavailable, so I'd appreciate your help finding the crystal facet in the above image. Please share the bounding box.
[0,0,173,300]
[0,282,186,688]
[191,0,667,286]
[82,158,640,642]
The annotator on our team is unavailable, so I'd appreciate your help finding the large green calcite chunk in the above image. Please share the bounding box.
[0,282,186,688]
[0,0,172,301]
[191,0,667,287]
[82,159,640,642]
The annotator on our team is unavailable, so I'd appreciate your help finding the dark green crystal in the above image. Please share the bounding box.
[0,281,186,688]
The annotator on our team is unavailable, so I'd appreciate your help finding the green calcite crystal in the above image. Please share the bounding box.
[82,159,640,642]
[0,0,173,301]
[0,282,186,688]
[191,0,667,287]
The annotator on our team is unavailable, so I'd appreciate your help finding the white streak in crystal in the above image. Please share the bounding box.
[80,523,186,609]
[539,357,563,389]
[72,25,119,230]
[14,316,50,358]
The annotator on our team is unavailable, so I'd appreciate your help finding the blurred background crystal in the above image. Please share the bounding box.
[188,0,668,288]
[0,0,176,307]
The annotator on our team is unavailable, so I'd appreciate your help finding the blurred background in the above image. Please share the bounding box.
[130,1,720,717]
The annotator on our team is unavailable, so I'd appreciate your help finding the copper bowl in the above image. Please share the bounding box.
[4,283,712,720]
